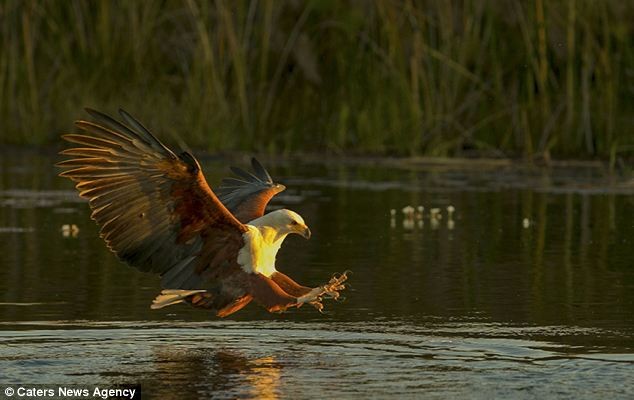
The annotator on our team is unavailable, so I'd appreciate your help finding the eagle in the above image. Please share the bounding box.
[57,109,347,317]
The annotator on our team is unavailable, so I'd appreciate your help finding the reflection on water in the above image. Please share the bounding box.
[1,321,633,398]
[0,150,633,398]
[151,346,281,399]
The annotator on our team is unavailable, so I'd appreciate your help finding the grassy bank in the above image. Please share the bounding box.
[0,0,632,161]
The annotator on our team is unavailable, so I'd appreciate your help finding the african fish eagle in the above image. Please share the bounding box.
[57,109,347,317]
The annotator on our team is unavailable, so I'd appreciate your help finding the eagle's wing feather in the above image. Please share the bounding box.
[58,109,247,289]
[217,158,285,223]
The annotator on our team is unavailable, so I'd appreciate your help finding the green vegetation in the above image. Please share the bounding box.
[0,1,632,160]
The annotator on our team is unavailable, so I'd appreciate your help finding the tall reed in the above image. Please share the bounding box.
[0,0,631,159]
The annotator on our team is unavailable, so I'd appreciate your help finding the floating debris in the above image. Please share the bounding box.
[522,218,531,229]
[401,205,415,218]
[429,208,441,229]
[447,205,455,230]
[446,205,455,217]
[61,224,80,238]
[402,206,416,229]
[431,219,440,229]
[389,209,397,228]
[391,204,458,230]
[403,218,415,230]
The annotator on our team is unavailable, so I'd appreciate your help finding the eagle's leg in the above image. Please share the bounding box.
[249,273,300,313]
[270,271,312,297]
[249,272,349,313]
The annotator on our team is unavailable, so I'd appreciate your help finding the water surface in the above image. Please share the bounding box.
[1,151,633,398]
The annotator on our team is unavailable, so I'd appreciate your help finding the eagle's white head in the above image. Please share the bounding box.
[249,209,311,239]
[240,209,311,277]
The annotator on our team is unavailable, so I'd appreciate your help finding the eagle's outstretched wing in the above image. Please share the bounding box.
[217,158,286,223]
[58,108,247,290]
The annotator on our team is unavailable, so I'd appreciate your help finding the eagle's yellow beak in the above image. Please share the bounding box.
[299,225,311,239]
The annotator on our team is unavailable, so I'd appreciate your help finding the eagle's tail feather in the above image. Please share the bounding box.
[150,289,207,309]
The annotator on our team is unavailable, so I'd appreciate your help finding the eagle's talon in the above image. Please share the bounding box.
[309,300,324,313]
[322,290,340,300]
[296,271,349,312]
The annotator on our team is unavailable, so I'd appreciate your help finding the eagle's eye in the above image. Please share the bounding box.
[290,220,299,226]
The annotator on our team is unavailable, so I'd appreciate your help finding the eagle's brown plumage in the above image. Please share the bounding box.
[58,109,347,316]
[217,157,287,223]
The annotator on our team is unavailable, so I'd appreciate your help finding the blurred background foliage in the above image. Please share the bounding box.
[0,0,632,160]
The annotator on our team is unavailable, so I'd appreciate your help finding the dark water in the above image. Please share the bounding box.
[1,150,633,399]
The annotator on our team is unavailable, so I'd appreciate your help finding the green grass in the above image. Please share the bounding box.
[0,0,632,160]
